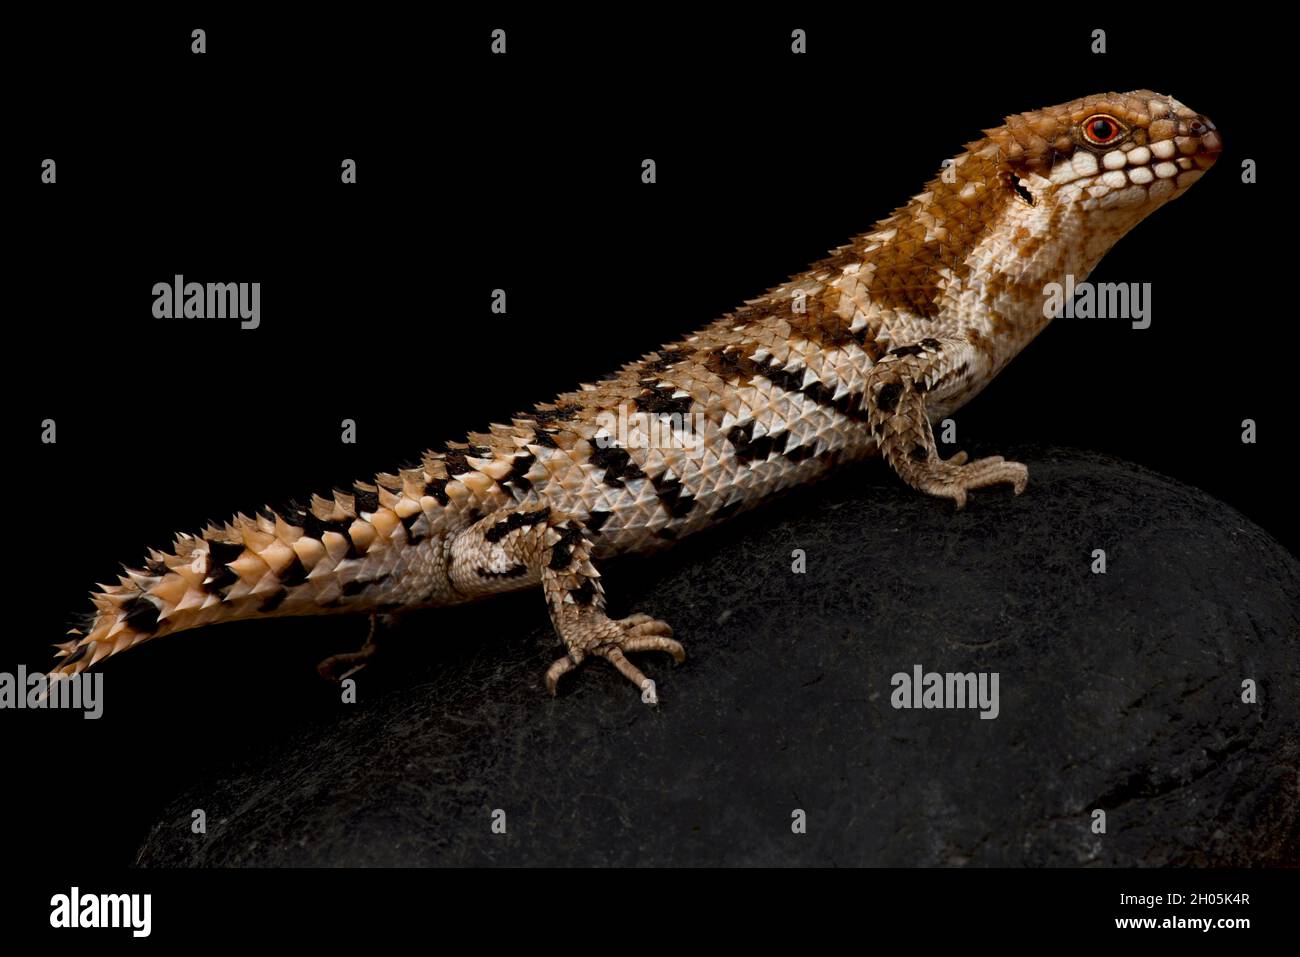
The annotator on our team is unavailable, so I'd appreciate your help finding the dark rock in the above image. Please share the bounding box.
[136,446,1299,866]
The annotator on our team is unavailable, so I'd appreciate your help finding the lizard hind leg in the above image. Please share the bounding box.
[537,523,684,704]
[316,611,398,682]
[447,507,684,704]
[544,612,683,704]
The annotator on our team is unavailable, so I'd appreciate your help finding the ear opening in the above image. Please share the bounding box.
[1009,175,1036,208]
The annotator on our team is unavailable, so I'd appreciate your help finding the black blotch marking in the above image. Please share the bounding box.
[425,478,450,506]
[531,430,559,449]
[589,445,646,487]
[784,441,817,463]
[799,378,870,425]
[144,559,169,577]
[650,474,696,518]
[704,346,750,380]
[547,524,586,571]
[656,527,679,541]
[400,510,426,543]
[586,510,612,534]
[441,451,470,475]
[920,337,942,349]
[851,325,881,355]
[270,499,308,525]
[571,578,599,606]
[888,344,925,358]
[634,384,694,418]
[709,348,871,465]
[207,540,243,565]
[353,488,379,514]
[301,511,352,542]
[258,590,289,613]
[876,382,903,414]
[909,443,930,463]
[300,512,360,560]
[280,555,309,588]
[207,571,238,597]
[204,540,243,593]
[641,351,680,373]
[484,507,551,544]
[760,364,807,396]
[441,446,488,475]
[727,421,779,464]
[506,452,536,492]
[122,595,160,633]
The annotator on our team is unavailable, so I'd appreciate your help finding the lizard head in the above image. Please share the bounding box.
[983,90,1221,225]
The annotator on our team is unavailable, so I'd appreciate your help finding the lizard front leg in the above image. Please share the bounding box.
[446,506,684,703]
[867,337,1028,509]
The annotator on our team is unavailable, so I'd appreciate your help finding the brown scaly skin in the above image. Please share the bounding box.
[53,91,1221,704]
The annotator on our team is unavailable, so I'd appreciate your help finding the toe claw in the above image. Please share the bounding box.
[545,652,581,696]
[547,614,683,701]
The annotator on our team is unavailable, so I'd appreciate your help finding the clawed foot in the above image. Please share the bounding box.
[316,647,376,682]
[316,614,384,682]
[545,613,685,705]
[919,452,1028,510]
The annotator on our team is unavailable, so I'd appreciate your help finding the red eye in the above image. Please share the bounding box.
[1082,114,1124,146]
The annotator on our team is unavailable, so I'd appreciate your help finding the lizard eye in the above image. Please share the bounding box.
[1082,114,1124,146]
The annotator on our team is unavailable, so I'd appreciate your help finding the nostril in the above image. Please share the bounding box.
[1191,117,1216,134]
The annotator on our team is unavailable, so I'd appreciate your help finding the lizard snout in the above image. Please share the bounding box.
[1189,115,1222,167]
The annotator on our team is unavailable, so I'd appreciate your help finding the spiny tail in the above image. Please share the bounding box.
[49,453,478,685]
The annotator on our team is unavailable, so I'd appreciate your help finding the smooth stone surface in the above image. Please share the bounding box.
[136,446,1299,866]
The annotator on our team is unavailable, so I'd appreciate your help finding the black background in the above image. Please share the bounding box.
[3,7,1294,917]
